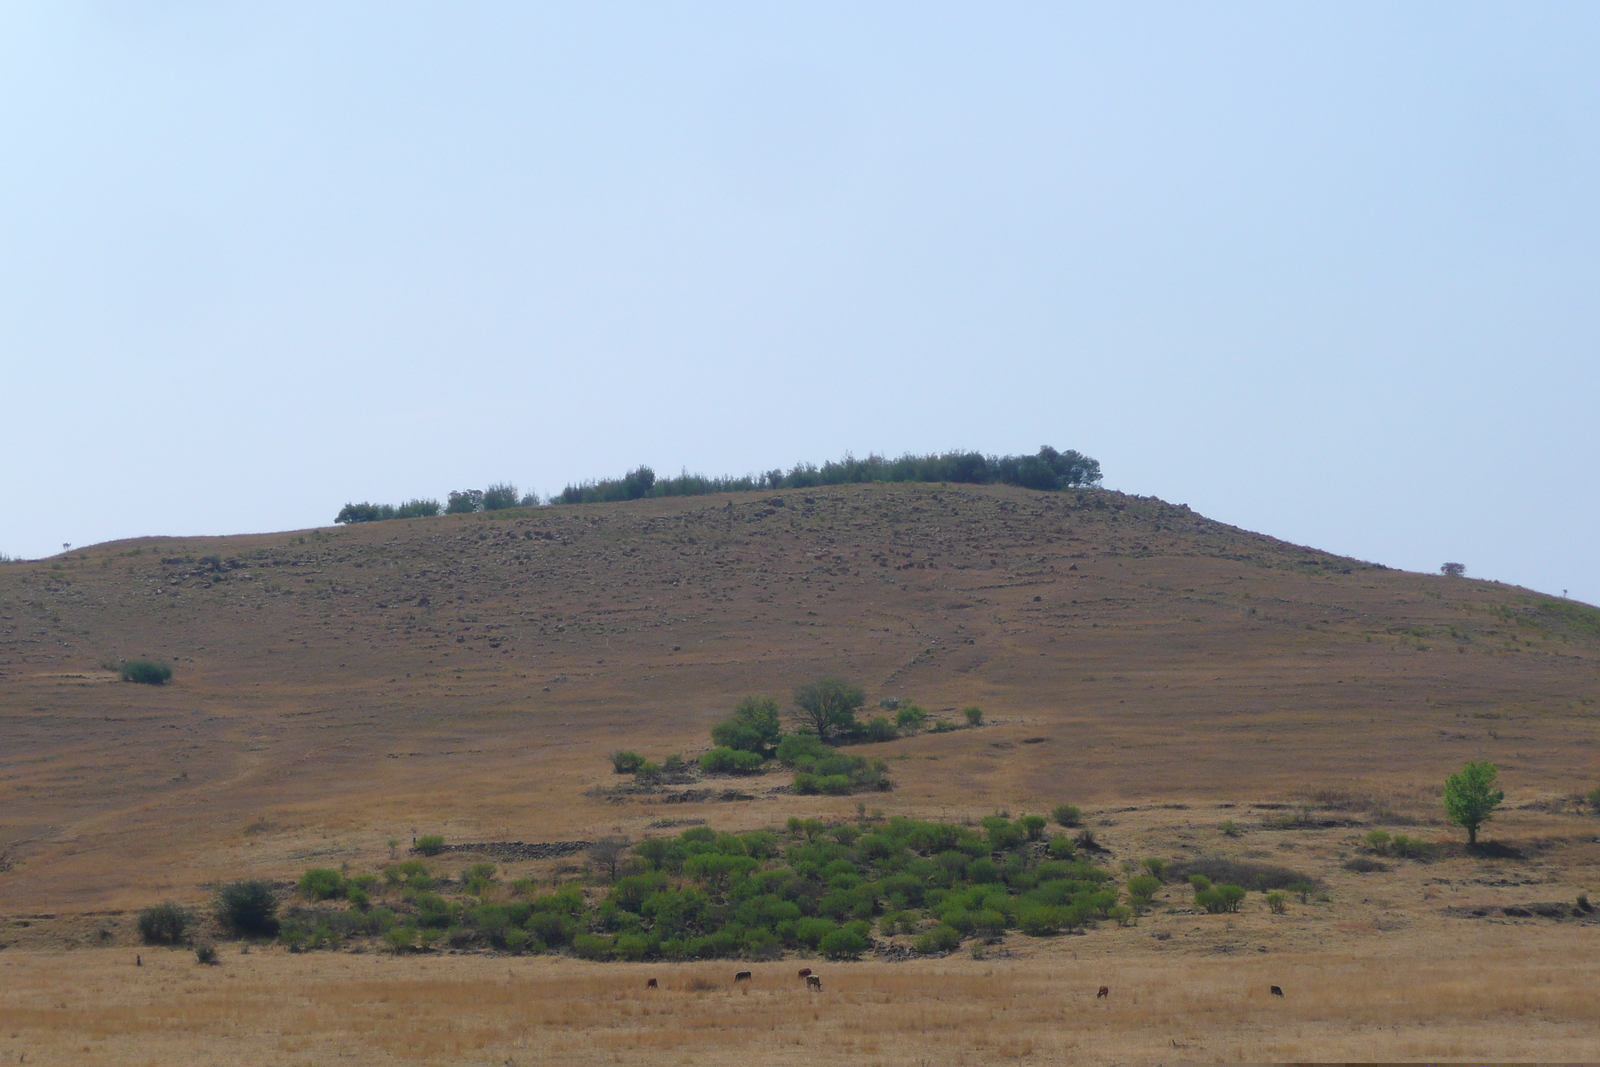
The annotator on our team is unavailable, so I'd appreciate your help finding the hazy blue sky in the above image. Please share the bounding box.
[3,4,1596,603]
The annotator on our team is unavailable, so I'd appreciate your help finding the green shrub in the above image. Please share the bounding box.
[1020,815,1048,841]
[415,835,446,856]
[1364,829,1392,852]
[894,703,928,732]
[1108,904,1135,927]
[929,718,958,733]
[699,746,764,774]
[384,926,417,953]
[298,868,346,901]
[1587,786,1600,813]
[194,942,219,965]
[1125,874,1161,912]
[383,860,433,890]
[1219,820,1241,837]
[819,925,869,960]
[962,706,984,727]
[120,659,172,685]
[1052,804,1083,828]
[1139,857,1167,880]
[913,923,962,954]
[775,732,829,765]
[609,750,645,774]
[861,716,899,743]
[711,697,783,756]
[1266,891,1288,914]
[214,880,279,936]
[137,902,191,944]
[1047,834,1076,860]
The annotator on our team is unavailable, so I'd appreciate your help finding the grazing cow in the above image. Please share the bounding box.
[806,974,823,991]
[797,967,812,979]
[646,978,658,989]
[1097,986,1109,999]
[734,971,753,983]
[1270,986,1284,997]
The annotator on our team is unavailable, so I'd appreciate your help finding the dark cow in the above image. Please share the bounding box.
[1271,985,1284,997]
[806,974,823,991]
[646,978,658,989]
[797,967,813,979]
[734,971,753,983]
[1097,985,1109,999]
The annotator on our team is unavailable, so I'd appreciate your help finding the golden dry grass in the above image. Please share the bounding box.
[3,927,1597,1065]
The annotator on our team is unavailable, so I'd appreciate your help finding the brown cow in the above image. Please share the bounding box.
[797,967,813,979]
[806,974,822,991]
[646,978,658,989]
[1097,986,1109,999]
[734,971,753,983]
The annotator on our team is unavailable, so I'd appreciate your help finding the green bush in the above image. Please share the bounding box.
[384,926,417,953]
[1052,804,1083,828]
[699,747,764,774]
[572,934,616,961]
[194,942,219,965]
[819,925,869,960]
[214,880,279,936]
[775,732,829,765]
[894,704,928,732]
[1047,834,1077,860]
[298,868,346,901]
[383,860,433,890]
[861,716,899,743]
[710,696,783,757]
[1265,891,1288,914]
[913,923,962,954]
[120,659,172,685]
[1443,760,1505,845]
[610,750,645,774]
[1020,815,1048,841]
[1587,786,1600,813]
[137,902,191,944]
[963,706,984,727]
[415,835,446,856]
[1219,820,1241,837]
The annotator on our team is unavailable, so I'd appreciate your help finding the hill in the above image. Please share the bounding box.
[3,481,1596,914]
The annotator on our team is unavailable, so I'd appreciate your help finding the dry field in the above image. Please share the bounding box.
[3,482,1599,1062]
[2,928,1597,1065]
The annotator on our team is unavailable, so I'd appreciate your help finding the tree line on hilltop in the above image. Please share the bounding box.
[334,445,1101,524]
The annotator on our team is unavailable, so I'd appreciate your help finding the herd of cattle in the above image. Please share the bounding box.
[640,971,1288,998]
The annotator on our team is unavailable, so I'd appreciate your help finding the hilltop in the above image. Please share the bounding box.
[3,481,1596,914]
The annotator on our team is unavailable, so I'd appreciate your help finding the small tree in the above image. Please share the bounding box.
[1444,760,1505,845]
[1585,785,1600,814]
[790,678,865,743]
[415,834,447,856]
[710,696,783,757]
[214,880,279,937]
[588,836,631,882]
[609,750,645,774]
[962,706,984,727]
[1052,804,1083,828]
[1265,891,1289,914]
[481,483,521,510]
[1440,562,1466,577]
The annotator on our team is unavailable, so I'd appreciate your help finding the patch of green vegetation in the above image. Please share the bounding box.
[119,659,172,685]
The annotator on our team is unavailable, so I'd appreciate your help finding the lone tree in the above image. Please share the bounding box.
[588,836,631,882]
[791,678,866,744]
[1440,562,1466,577]
[1444,760,1505,845]
[711,695,783,757]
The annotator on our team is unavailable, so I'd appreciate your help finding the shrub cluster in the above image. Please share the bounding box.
[556,446,1101,504]
[334,499,441,523]
[195,815,1142,960]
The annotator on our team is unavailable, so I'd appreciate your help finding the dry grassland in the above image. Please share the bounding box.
[3,483,1599,1062]
[2,928,1597,1065]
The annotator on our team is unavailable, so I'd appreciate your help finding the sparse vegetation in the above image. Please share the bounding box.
[119,659,172,685]
[963,705,984,726]
[414,834,446,856]
[1052,804,1083,828]
[194,942,218,965]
